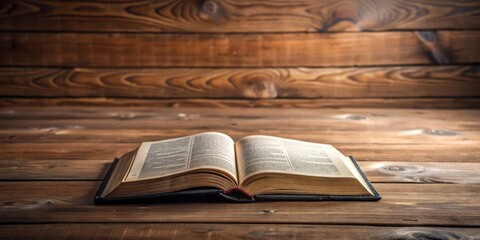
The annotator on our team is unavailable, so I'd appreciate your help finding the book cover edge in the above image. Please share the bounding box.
[94,157,120,204]
[349,155,382,200]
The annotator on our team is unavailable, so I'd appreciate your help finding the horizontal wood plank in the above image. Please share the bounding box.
[0,159,111,181]
[3,107,479,120]
[1,66,479,98]
[1,224,479,239]
[2,97,480,109]
[1,108,478,132]
[1,31,479,67]
[1,143,478,162]
[0,159,478,184]
[2,128,479,144]
[0,182,478,226]
[0,107,478,162]
[1,0,480,33]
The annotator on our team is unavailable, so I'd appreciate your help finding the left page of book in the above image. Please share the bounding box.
[124,132,237,183]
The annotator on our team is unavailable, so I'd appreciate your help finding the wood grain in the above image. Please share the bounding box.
[1,224,479,240]
[2,119,476,133]
[0,159,111,181]
[0,159,478,184]
[1,31,479,67]
[2,97,480,109]
[360,161,480,184]
[1,108,478,133]
[1,107,478,143]
[2,128,479,144]
[3,107,479,120]
[0,105,478,234]
[1,66,479,98]
[1,143,478,162]
[1,0,479,235]
[1,107,477,162]
[1,0,480,33]
[0,182,478,226]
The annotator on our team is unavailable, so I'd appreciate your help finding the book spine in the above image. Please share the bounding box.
[220,187,255,202]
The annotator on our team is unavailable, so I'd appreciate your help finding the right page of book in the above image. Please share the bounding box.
[235,135,355,182]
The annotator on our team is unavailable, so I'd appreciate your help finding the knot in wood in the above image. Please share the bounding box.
[322,5,359,31]
[346,115,367,120]
[261,209,277,214]
[392,228,464,240]
[243,80,278,99]
[423,129,457,136]
[198,0,226,22]
[201,0,218,15]
[252,82,267,92]
[417,31,437,42]
[384,166,405,172]
[381,164,424,175]
[415,31,450,64]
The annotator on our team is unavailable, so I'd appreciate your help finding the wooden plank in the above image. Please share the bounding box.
[1,97,480,109]
[0,159,111,181]
[1,66,479,98]
[1,143,478,162]
[1,0,480,33]
[0,143,136,160]
[0,182,478,226]
[2,128,479,144]
[2,107,479,121]
[0,159,478,184]
[0,107,478,144]
[1,107,478,127]
[8,108,480,122]
[1,113,478,132]
[1,31,479,67]
[1,224,479,239]
[1,118,478,134]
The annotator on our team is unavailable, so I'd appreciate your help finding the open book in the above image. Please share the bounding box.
[95,132,380,203]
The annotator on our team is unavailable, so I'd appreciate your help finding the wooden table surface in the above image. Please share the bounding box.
[1,102,479,239]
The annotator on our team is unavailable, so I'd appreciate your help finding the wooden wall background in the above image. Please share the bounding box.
[1,0,480,107]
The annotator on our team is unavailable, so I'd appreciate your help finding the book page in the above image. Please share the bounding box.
[125,132,237,182]
[236,135,354,181]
